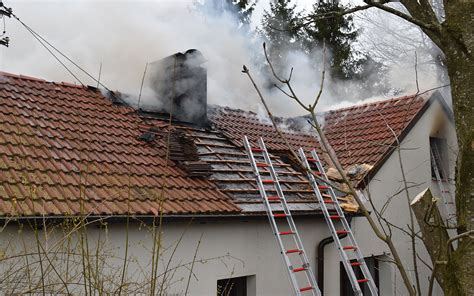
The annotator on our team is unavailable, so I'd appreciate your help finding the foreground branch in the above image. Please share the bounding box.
[411,188,450,291]
[243,54,416,294]
[241,65,349,194]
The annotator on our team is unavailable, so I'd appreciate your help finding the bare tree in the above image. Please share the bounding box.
[296,2,473,294]
[243,33,470,294]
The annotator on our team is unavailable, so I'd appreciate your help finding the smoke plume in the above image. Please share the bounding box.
[0,1,449,118]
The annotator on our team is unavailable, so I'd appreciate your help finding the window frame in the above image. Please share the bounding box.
[340,256,379,296]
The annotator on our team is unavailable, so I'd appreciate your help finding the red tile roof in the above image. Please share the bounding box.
[0,70,432,218]
[209,107,321,153]
[0,71,239,217]
[209,95,428,186]
[323,95,427,168]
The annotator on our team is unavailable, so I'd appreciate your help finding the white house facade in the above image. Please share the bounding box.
[0,68,456,295]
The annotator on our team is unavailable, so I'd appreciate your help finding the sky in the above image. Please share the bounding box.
[0,0,448,116]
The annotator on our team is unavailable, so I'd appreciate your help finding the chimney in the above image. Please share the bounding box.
[149,49,208,127]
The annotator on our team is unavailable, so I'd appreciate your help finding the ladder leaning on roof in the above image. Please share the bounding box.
[430,142,456,226]
[243,136,321,296]
[298,148,378,296]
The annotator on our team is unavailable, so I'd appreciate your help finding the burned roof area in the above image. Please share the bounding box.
[0,66,430,217]
[0,71,238,216]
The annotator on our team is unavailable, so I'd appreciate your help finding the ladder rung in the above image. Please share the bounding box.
[351,262,362,267]
[299,286,314,292]
[343,246,357,250]
[251,147,264,152]
[324,200,335,204]
[256,162,269,167]
[262,179,274,184]
[286,249,302,254]
[292,267,306,273]
[314,171,322,175]
[267,196,281,201]
[279,231,295,235]
[336,230,349,235]
[307,158,318,162]
[318,185,330,190]
[357,278,369,283]
[273,213,287,218]
[329,215,341,219]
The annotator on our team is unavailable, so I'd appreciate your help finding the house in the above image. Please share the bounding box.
[0,61,456,295]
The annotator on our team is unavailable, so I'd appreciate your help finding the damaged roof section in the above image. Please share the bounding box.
[137,117,355,214]
[0,72,239,217]
[207,106,358,213]
[0,70,434,218]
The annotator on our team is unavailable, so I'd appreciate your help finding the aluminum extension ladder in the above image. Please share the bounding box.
[430,143,456,225]
[298,148,378,296]
[244,136,320,296]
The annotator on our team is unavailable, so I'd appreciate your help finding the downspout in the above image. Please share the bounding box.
[316,216,353,295]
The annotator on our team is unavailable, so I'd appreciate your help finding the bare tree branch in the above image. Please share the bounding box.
[244,44,418,295]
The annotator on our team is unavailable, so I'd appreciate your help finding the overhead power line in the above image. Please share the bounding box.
[8,6,121,97]
[21,22,85,85]
[0,1,12,46]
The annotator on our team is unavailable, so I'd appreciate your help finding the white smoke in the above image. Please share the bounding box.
[354,4,451,103]
[0,1,276,111]
[0,0,449,118]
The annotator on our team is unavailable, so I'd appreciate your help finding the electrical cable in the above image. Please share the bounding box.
[0,15,6,37]
[5,10,85,85]
[12,13,113,91]
[7,8,128,105]
[20,21,84,85]
[10,10,124,99]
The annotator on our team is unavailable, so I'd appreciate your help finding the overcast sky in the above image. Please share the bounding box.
[0,0,446,115]
[0,0,321,84]
[0,0,343,115]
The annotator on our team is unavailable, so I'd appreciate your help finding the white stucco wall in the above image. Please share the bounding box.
[335,98,457,296]
[0,216,334,295]
[0,98,457,296]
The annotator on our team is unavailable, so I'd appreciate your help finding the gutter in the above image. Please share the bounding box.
[0,211,335,224]
[316,216,353,295]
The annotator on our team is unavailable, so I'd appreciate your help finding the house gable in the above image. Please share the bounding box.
[357,92,453,188]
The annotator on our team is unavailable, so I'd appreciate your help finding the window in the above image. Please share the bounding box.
[217,276,250,296]
[430,137,448,180]
[340,256,379,296]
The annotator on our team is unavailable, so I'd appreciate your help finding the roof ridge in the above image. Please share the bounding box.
[0,70,88,89]
[324,95,425,114]
[209,105,257,116]
[210,95,425,122]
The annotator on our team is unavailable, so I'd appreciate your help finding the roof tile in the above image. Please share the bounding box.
[323,95,426,167]
[208,95,427,190]
[0,71,429,217]
[0,72,239,216]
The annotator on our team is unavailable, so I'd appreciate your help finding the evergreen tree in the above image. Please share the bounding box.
[260,0,303,72]
[303,2,389,98]
[304,2,362,80]
[227,0,257,25]
[205,0,257,27]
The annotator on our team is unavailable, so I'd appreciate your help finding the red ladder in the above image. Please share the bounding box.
[298,148,378,296]
[430,142,456,226]
[244,136,320,296]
